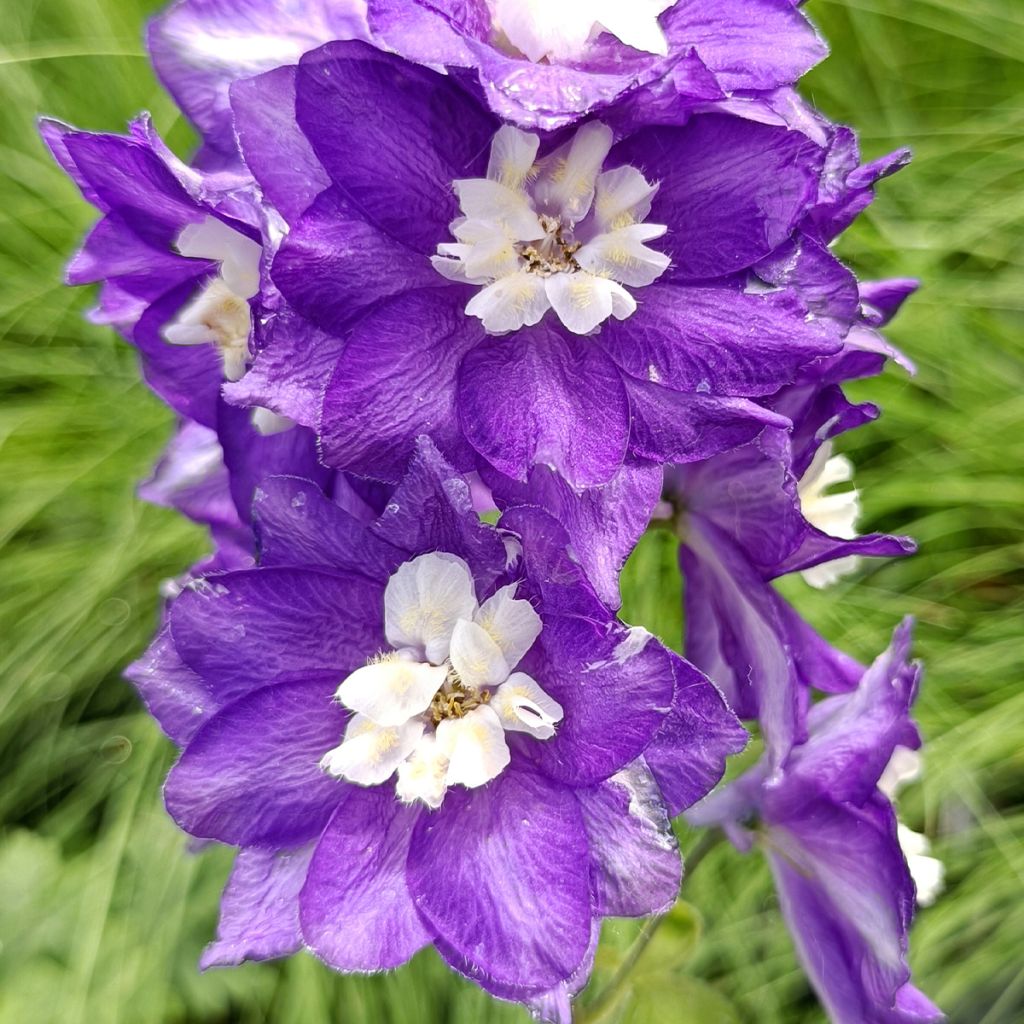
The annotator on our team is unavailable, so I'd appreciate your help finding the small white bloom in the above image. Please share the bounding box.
[435,123,669,336]
[487,0,677,63]
[164,216,262,381]
[324,552,562,808]
[797,441,863,588]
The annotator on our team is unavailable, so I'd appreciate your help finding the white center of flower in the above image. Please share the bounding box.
[879,746,945,907]
[321,552,563,809]
[486,0,676,63]
[796,441,862,589]
[433,122,670,336]
[164,216,262,382]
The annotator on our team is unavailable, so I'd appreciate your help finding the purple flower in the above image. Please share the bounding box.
[664,350,916,770]
[366,0,826,130]
[39,114,266,428]
[688,621,944,1024]
[148,0,370,161]
[129,438,744,1019]
[233,41,840,491]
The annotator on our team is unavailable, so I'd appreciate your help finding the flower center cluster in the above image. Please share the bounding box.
[486,0,677,63]
[164,216,261,382]
[321,552,563,809]
[433,122,670,336]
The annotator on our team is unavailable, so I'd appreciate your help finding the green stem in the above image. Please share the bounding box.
[576,830,724,1024]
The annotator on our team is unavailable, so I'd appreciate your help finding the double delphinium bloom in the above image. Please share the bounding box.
[45,1,943,1021]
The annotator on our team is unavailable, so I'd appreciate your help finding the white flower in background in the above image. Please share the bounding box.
[797,440,863,588]
[880,745,946,907]
[321,552,563,809]
[433,122,670,336]
[487,0,677,63]
[164,216,262,382]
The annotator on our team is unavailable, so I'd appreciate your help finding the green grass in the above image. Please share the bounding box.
[1,1,1022,1022]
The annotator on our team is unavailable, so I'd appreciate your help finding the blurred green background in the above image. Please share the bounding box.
[1,1,1022,1021]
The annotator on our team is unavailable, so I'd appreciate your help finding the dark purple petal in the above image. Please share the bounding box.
[124,625,212,745]
[626,378,788,466]
[229,65,331,224]
[169,567,384,705]
[272,186,443,336]
[459,326,630,488]
[370,437,509,591]
[253,476,404,579]
[612,115,826,281]
[527,617,675,786]
[643,652,748,817]
[775,596,864,695]
[201,845,314,968]
[600,284,838,397]
[860,279,920,328]
[577,764,681,918]
[164,679,349,846]
[300,788,431,971]
[319,288,483,481]
[485,459,663,610]
[295,40,498,254]
[755,232,860,323]
[408,766,593,991]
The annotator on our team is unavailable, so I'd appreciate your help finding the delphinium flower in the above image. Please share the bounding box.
[225,40,840,497]
[129,439,746,1020]
[688,621,944,1024]
[662,347,916,771]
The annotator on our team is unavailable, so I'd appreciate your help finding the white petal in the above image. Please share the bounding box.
[474,584,542,671]
[251,407,294,435]
[221,342,249,382]
[465,271,551,334]
[452,178,545,241]
[878,745,922,798]
[489,0,595,62]
[436,706,511,789]
[320,714,424,787]
[460,233,522,282]
[396,733,450,809]
[448,619,509,690]
[800,556,862,589]
[545,272,635,335]
[162,277,252,377]
[897,825,945,907]
[431,254,472,283]
[487,125,541,191]
[490,672,564,739]
[591,165,660,234]
[177,216,261,298]
[534,121,614,223]
[575,223,670,287]
[163,322,213,346]
[593,0,673,56]
[384,553,478,663]
[336,657,447,727]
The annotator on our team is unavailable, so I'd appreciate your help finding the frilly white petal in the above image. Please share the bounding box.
[591,165,660,234]
[448,619,510,690]
[176,216,261,298]
[384,553,478,663]
[534,121,614,223]
[396,733,450,810]
[575,223,671,287]
[486,125,541,191]
[452,178,545,241]
[464,271,551,334]
[336,657,447,727]
[545,271,636,335]
[491,672,564,739]
[321,714,424,787]
[436,705,511,789]
[474,584,542,671]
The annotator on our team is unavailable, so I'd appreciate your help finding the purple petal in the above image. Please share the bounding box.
[643,652,748,817]
[408,766,593,990]
[229,65,330,224]
[164,679,349,846]
[577,763,681,918]
[612,114,825,281]
[295,40,498,254]
[201,845,314,969]
[600,283,837,397]
[169,567,385,706]
[301,788,431,971]
[526,617,675,786]
[319,288,483,481]
[459,326,630,488]
[272,186,443,336]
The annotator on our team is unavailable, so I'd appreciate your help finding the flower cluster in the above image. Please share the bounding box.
[45,1,942,1021]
